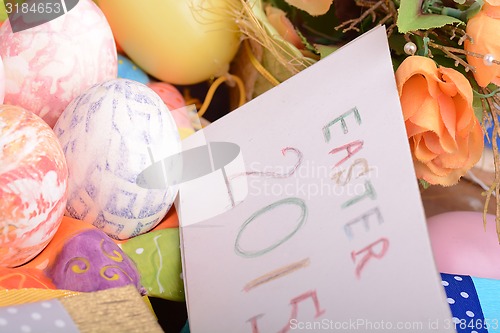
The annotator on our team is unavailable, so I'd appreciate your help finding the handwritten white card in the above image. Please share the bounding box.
[178,26,454,333]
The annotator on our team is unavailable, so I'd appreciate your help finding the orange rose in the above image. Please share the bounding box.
[464,1,500,87]
[265,5,304,49]
[284,0,333,16]
[395,56,484,186]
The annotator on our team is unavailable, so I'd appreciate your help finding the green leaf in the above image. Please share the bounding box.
[397,0,464,33]
[315,44,338,59]
[296,29,319,56]
[473,95,485,124]
[419,179,431,189]
[388,33,407,56]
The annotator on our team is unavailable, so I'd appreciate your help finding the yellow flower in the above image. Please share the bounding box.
[464,1,500,87]
[395,56,484,186]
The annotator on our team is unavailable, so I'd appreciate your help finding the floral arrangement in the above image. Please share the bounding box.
[230,0,500,238]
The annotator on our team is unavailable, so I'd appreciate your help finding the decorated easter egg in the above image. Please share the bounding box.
[54,79,181,240]
[147,82,185,112]
[427,211,500,279]
[97,0,241,85]
[121,227,184,301]
[47,228,144,293]
[0,56,4,104]
[147,82,195,139]
[0,0,117,128]
[118,54,150,85]
[0,105,68,267]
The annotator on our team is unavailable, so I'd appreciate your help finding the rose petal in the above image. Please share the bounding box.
[414,160,457,186]
[465,11,500,87]
[486,0,500,6]
[425,159,454,178]
[465,120,485,170]
[428,121,483,183]
[484,2,500,18]
[423,132,445,154]
[408,96,442,133]
[413,136,438,163]
[413,159,433,181]
[453,95,474,132]
[396,56,440,98]
[437,75,458,97]
[266,6,304,49]
[437,135,470,168]
[405,120,427,137]
[436,93,459,152]
[400,75,431,120]
[284,0,333,16]
[439,67,473,104]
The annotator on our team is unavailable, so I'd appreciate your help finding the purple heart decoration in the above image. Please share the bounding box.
[5,0,79,33]
[47,229,145,295]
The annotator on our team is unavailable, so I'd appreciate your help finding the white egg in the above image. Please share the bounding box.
[54,79,181,240]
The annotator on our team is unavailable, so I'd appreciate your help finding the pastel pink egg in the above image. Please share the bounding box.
[0,0,117,128]
[0,56,4,104]
[147,82,193,130]
[147,82,185,111]
[0,105,68,267]
[427,211,500,279]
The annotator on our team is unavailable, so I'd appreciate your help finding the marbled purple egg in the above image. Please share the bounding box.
[47,229,144,293]
[54,78,181,240]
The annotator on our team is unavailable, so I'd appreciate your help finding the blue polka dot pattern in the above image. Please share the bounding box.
[441,273,488,333]
[117,54,150,85]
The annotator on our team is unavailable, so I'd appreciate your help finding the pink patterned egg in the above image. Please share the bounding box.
[147,82,194,139]
[147,82,186,113]
[0,56,4,104]
[0,0,117,128]
[0,105,68,267]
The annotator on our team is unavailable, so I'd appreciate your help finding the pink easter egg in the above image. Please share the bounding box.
[427,211,500,279]
[147,82,193,129]
[0,105,68,267]
[0,0,117,128]
[147,82,185,111]
[0,56,4,104]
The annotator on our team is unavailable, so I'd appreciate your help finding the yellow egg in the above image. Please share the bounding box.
[97,0,242,85]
